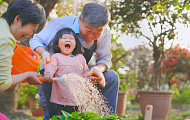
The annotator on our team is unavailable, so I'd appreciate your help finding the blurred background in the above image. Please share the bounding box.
[0,0,190,119]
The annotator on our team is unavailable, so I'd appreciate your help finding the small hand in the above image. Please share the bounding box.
[44,74,53,82]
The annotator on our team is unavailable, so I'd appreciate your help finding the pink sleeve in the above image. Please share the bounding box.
[44,55,58,76]
[80,54,89,78]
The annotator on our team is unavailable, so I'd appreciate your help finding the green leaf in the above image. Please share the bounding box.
[157,4,162,11]
[126,10,134,15]
[148,15,156,21]
[61,111,71,119]
[56,115,66,120]
[108,114,118,119]
[186,5,190,10]
[50,115,58,120]
[177,9,182,14]
[152,5,157,13]
[175,89,180,96]
[184,0,188,4]
[34,63,41,72]
[172,0,178,6]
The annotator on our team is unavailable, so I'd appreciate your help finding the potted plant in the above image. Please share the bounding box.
[110,35,139,115]
[116,71,139,116]
[109,0,190,119]
[18,82,43,117]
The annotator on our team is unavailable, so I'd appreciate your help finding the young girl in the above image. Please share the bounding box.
[43,28,89,115]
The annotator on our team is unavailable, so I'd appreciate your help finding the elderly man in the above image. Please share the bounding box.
[30,3,119,119]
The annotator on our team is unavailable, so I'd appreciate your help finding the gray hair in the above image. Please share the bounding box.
[81,3,110,27]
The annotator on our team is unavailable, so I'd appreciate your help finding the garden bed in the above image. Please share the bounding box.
[11,104,190,120]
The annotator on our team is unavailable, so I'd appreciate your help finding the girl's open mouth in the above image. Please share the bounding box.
[65,44,70,50]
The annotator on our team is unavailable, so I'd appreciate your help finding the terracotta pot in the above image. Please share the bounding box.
[138,90,174,120]
[28,96,43,117]
[116,91,128,116]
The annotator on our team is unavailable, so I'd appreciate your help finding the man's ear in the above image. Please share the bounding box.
[78,15,81,24]
[13,15,21,24]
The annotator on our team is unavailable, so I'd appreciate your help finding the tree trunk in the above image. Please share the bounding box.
[0,0,59,114]
[152,57,161,90]
[111,51,117,71]
[0,84,20,113]
[151,45,163,90]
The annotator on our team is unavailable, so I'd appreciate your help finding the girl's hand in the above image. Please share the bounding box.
[44,74,53,82]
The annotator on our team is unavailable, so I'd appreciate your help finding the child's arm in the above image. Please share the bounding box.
[80,54,89,78]
[83,62,89,78]
[44,55,58,81]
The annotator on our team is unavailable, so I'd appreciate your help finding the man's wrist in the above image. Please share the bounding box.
[95,63,107,72]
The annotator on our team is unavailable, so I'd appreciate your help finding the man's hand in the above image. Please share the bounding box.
[87,66,105,87]
[41,51,51,68]
[26,72,42,85]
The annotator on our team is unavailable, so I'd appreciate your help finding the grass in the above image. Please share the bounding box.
[15,104,190,120]
[125,103,190,120]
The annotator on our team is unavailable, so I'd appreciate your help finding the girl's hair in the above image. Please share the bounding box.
[53,28,81,56]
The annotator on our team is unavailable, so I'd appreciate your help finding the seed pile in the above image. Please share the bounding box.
[64,73,112,115]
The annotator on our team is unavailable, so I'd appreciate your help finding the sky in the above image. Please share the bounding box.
[52,0,190,52]
[115,21,190,50]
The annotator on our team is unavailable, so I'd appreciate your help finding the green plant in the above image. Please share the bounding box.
[125,45,153,90]
[109,0,190,90]
[110,35,139,95]
[51,1,82,19]
[181,111,190,119]
[119,71,139,94]
[50,111,140,120]
[18,82,39,108]
[18,61,41,108]
[172,81,190,105]
[163,44,190,89]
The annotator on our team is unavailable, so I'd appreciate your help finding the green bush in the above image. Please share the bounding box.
[172,85,190,105]
[181,111,190,118]
[18,83,38,107]
[50,111,141,120]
